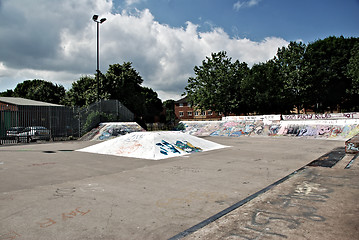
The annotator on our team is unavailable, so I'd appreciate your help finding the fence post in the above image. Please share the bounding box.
[49,106,52,140]
[78,109,81,138]
[116,100,119,120]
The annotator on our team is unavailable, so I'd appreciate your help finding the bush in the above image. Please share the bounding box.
[83,111,117,135]
[174,122,186,131]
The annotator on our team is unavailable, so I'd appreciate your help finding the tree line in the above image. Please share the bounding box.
[2,36,358,124]
[185,36,359,115]
[0,62,164,123]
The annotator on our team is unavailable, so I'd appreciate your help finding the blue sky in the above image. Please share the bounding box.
[114,0,359,42]
[0,0,358,100]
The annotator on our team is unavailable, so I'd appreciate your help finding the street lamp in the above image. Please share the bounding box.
[92,14,106,102]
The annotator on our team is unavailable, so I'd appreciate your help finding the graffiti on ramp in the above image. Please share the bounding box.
[77,131,226,160]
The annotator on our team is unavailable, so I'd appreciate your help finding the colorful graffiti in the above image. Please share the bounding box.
[156,140,203,156]
[345,134,359,154]
[346,142,359,152]
[78,131,225,160]
[184,121,282,137]
[156,140,181,155]
[181,116,359,140]
[175,141,202,153]
[96,122,145,140]
[280,124,359,139]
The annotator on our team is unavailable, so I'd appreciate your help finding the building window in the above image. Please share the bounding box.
[188,103,191,107]
[179,111,184,117]
[187,111,192,116]
[201,111,206,116]
[195,111,199,116]
[208,110,213,115]
[179,103,183,107]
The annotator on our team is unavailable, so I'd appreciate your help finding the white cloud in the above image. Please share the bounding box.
[248,0,261,7]
[233,0,261,11]
[0,0,287,101]
[125,0,145,7]
[233,1,244,11]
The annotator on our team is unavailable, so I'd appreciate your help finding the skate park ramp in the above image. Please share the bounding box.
[81,122,145,141]
[77,131,227,160]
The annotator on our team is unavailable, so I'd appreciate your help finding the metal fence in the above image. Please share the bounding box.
[78,100,134,136]
[0,99,134,144]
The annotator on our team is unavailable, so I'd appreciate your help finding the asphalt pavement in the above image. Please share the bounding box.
[1,136,357,240]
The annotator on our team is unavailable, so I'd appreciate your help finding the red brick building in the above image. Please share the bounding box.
[174,97,223,121]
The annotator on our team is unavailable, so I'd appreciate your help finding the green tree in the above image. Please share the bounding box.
[102,62,145,116]
[346,42,359,111]
[305,36,359,112]
[65,62,162,122]
[0,89,14,97]
[275,41,309,113]
[163,100,175,124]
[141,87,163,122]
[13,79,65,104]
[347,42,359,90]
[62,75,97,106]
[241,60,288,114]
[185,51,249,116]
[347,43,359,87]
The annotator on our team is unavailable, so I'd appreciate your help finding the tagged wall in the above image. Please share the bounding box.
[91,122,145,141]
[181,113,359,140]
[282,112,359,121]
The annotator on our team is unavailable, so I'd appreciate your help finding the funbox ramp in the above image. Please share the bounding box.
[77,131,227,160]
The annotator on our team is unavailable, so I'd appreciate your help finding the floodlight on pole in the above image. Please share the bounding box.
[92,14,106,102]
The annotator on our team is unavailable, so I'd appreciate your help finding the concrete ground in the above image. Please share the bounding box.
[181,152,359,240]
[0,136,356,240]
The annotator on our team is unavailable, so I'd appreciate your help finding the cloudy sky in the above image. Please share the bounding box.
[0,0,358,101]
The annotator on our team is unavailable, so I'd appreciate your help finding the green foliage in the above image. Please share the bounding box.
[275,41,309,113]
[83,111,101,134]
[175,122,186,131]
[347,42,359,93]
[346,42,359,111]
[185,36,358,115]
[62,75,98,106]
[163,99,175,124]
[305,36,359,112]
[141,87,163,122]
[10,79,65,104]
[0,89,14,97]
[102,62,145,115]
[83,111,117,134]
[64,62,162,121]
[185,51,249,115]
[241,60,289,114]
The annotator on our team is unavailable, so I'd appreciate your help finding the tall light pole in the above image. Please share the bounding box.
[92,15,106,102]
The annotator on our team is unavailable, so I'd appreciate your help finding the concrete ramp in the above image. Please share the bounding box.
[90,122,145,141]
[77,131,227,160]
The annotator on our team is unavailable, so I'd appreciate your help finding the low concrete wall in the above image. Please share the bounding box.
[181,113,359,140]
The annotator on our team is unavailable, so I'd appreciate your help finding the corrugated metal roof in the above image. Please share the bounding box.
[0,97,63,107]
